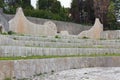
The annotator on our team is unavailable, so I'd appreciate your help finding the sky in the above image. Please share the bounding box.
[31,0,72,8]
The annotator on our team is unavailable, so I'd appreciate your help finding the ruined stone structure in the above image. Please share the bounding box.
[0,8,92,35]
[0,9,9,32]
[9,8,57,36]
[1,6,120,80]
[78,18,103,39]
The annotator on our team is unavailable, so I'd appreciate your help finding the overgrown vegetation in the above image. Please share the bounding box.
[82,36,89,39]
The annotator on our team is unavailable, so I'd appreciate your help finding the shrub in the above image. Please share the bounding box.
[55,35,61,39]
[8,31,16,35]
[1,32,8,35]
[82,36,89,39]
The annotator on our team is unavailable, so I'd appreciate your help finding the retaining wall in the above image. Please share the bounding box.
[1,56,120,79]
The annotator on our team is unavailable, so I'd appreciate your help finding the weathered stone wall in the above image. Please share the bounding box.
[27,17,91,35]
[1,46,120,57]
[100,30,120,39]
[9,8,57,36]
[78,18,103,39]
[0,9,9,32]
[1,57,120,79]
[0,61,14,80]
[4,12,91,35]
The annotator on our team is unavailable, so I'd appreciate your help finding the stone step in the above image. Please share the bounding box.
[0,46,120,57]
[1,35,120,44]
[5,35,120,43]
[1,38,120,48]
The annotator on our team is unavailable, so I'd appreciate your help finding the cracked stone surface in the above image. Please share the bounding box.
[34,67,120,80]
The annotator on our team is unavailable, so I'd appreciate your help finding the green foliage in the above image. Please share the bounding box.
[0,0,4,8]
[55,35,61,39]
[82,36,89,39]
[37,0,61,13]
[71,0,80,23]
[51,1,61,13]
[1,32,8,35]
[23,8,70,21]
[4,78,11,80]
[3,0,33,14]
[106,1,118,30]
[8,31,16,35]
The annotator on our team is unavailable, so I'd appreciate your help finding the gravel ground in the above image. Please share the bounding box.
[33,67,120,80]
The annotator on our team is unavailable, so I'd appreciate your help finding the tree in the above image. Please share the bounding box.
[115,0,120,20]
[84,0,95,24]
[93,0,110,28]
[51,1,61,13]
[3,0,33,14]
[106,0,118,29]
[70,0,95,24]
[71,0,80,23]
[37,0,61,13]
[0,0,4,8]
[37,0,48,10]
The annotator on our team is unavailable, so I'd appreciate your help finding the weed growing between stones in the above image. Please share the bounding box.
[8,31,16,35]
[4,78,11,80]
[82,36,89,39]
[99,38,106,40]
[1,32,8,35]
[55,35,61,39]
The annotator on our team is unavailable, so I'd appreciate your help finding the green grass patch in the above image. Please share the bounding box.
[0,53,120,60]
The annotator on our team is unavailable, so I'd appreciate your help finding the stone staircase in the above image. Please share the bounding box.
[0,34,120,57]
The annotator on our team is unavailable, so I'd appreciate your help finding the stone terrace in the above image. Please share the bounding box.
[0,34,120,57]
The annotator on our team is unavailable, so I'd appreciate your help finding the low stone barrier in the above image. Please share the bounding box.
[100,30,120,39]
[1,56,120,79]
